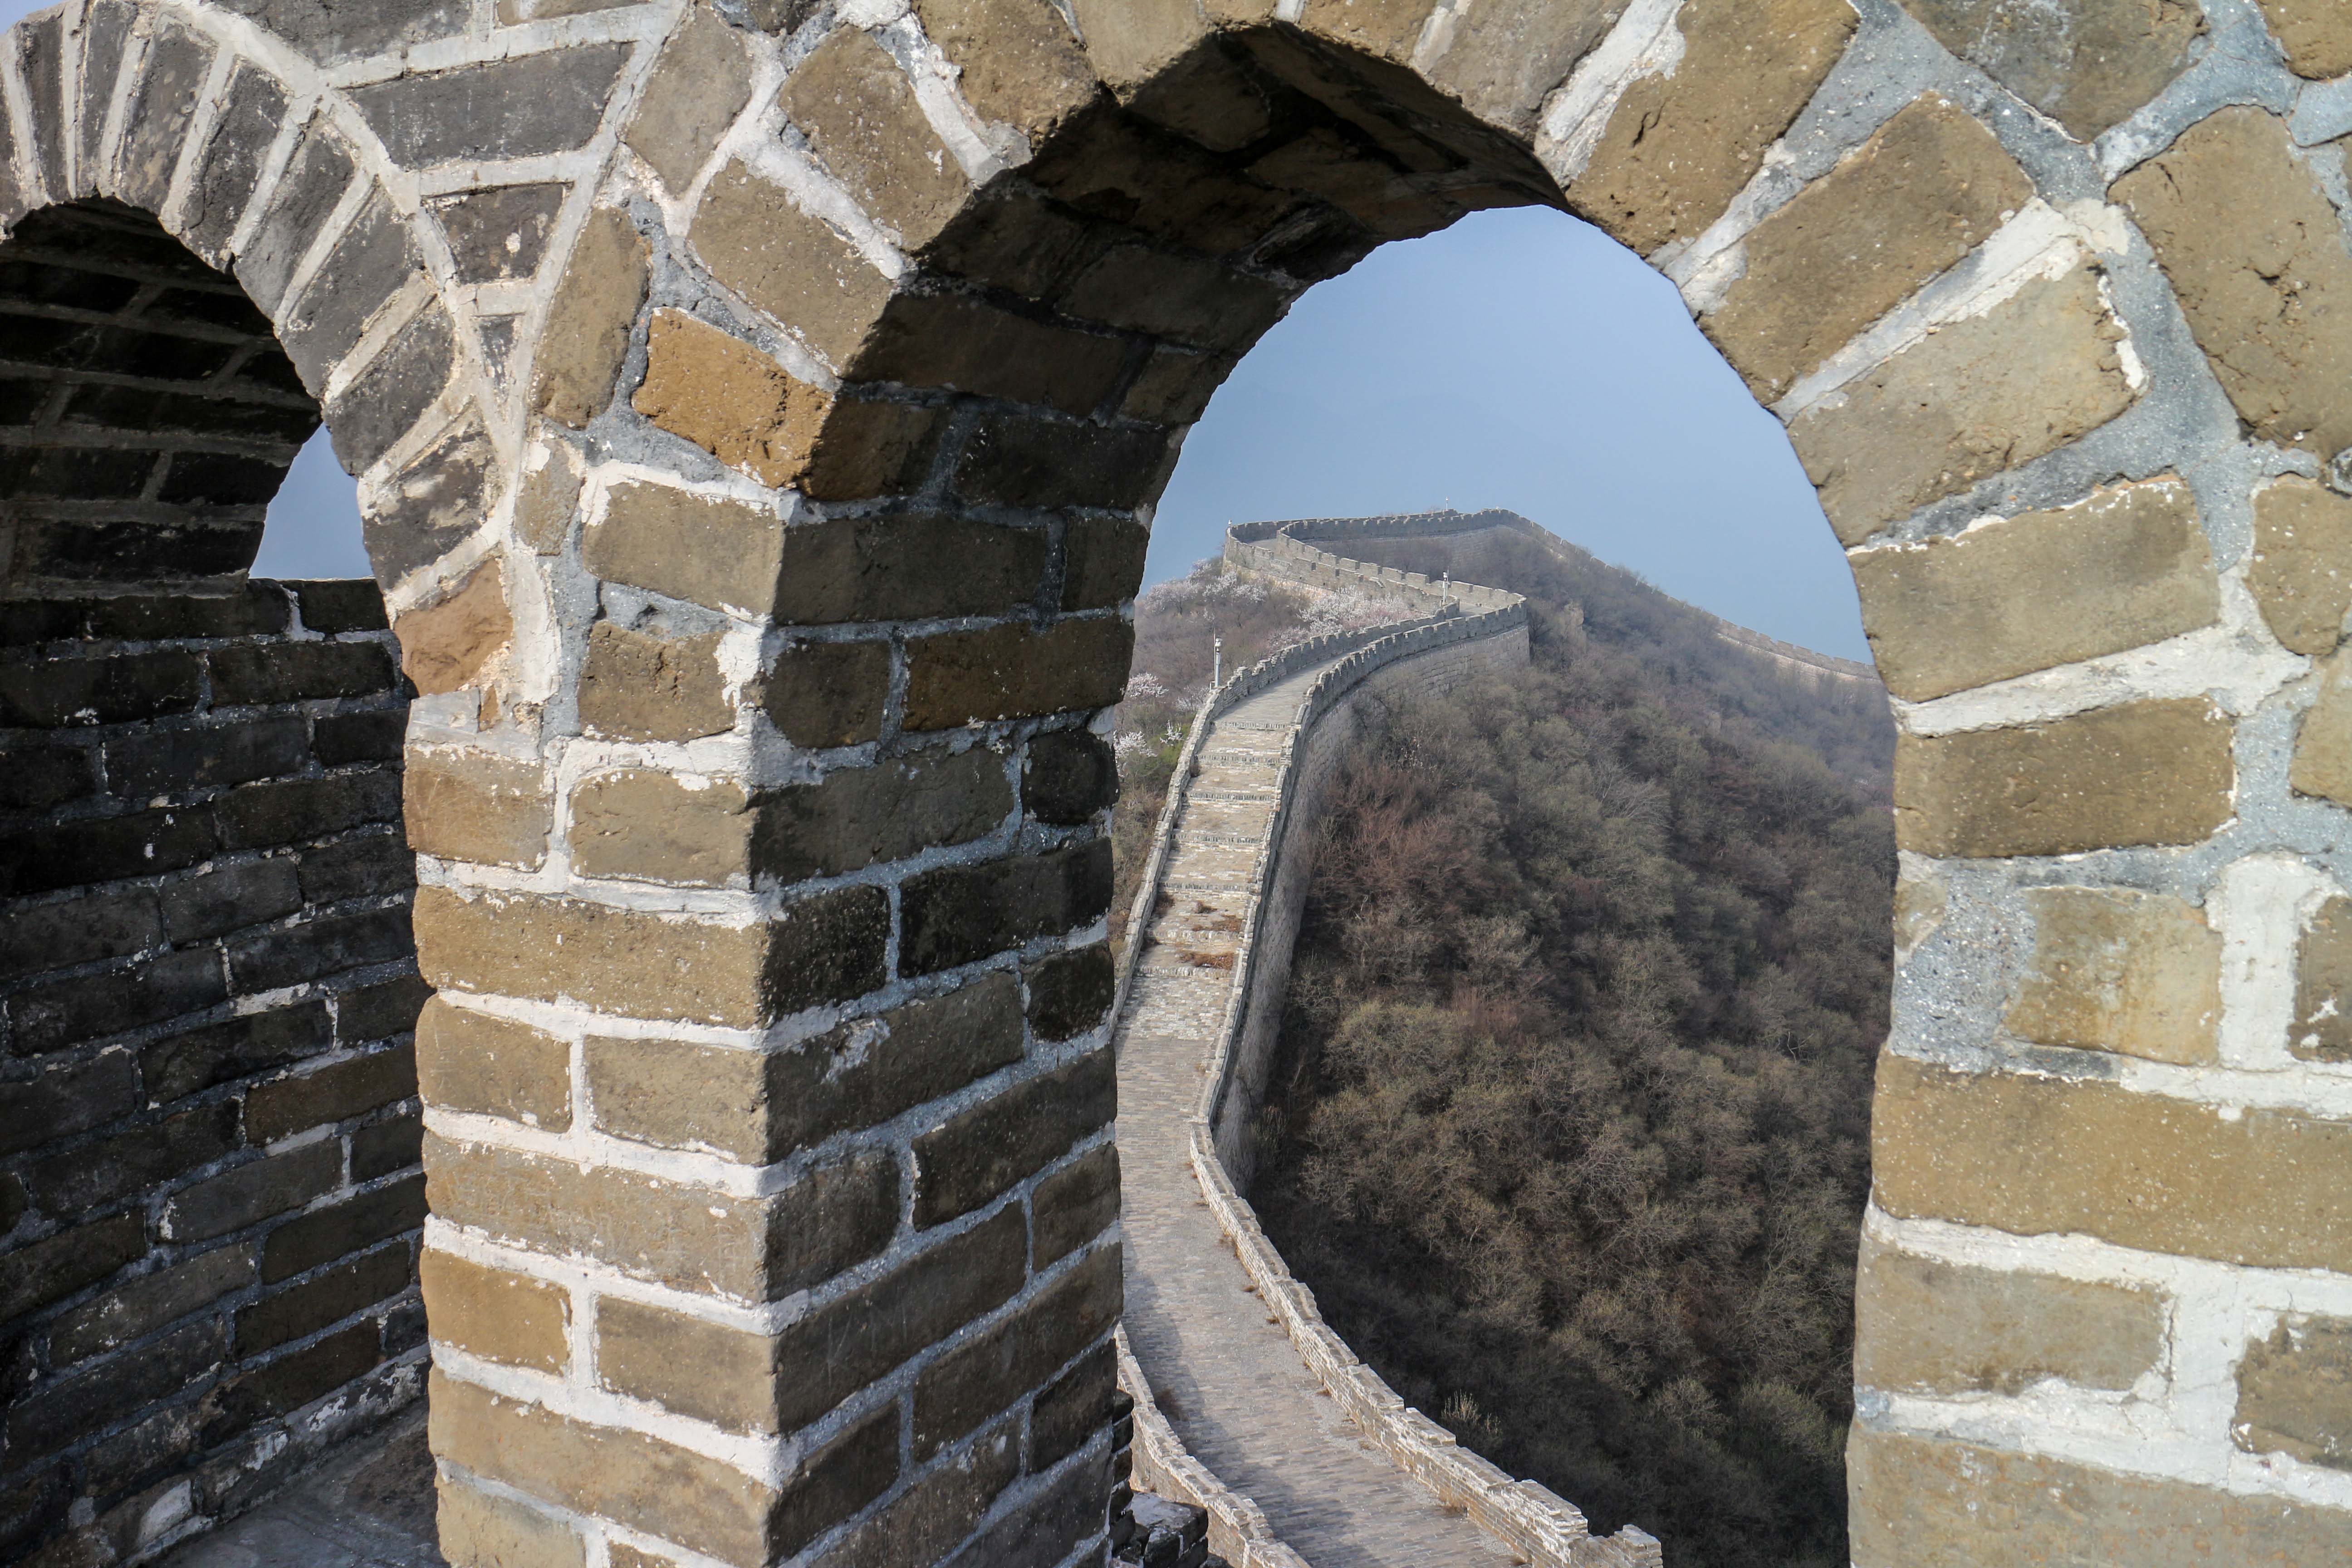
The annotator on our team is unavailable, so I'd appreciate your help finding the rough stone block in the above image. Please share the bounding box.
[1061,517,1150,612]
[753,748,1014,882]
[2256,0,2352,79]
[911,1048,1114,1225]
[626,6,755,196]
[419,1247,570,1373]
[1032,1143,1119,1268]
[206,0,467,67]
[260,1174,426,1284]
[1855,480,2218,701]
[1709,96,2034,404]
[1847,1427,2352,1567]
[1853,1233,2163,1395]
[1893,698,2233,858]
[1790,261,2139,541]
[911,1243,1120,1456]
[691,160,894,368]
[912,0,1098,141]
[437,1471,586,1568]
[632,310,826,490]
[2250,475,2352,656]
[1024,728,1118,825]
[2236,1314,2352,1471]
[245,1044,416,1143]
[396,559,512,695]
[424,1132,896,1301]
[405,748,555,871]
[762,639,892,748]
[901,839,1112,974]
[515,441,585,555]
[2294,895,2352,1062]
[2116,108,2352,464]
[349,45,630,169]
[1906,0,2207,141]
[587,482,783,619]
[431,182,568,284]
[586,971,1024,1163]
[571,769,756,889]
[904,618,1133,730]
[782,29,970,250]
[1873,1051,2352,1273]
[2292,647,2352,806]
[850,294,1128,418]
[1024,944,1115,1041]
[531,207,649,429]
[2008,887,2220,1063]
[578,623,734,743]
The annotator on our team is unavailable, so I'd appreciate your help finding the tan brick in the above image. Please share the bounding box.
[1853,480,2219,701]
[425,1131,897,1301]
[593,1298,776,1435]
[1790,261,2140,541]
[1709,97,2034,404]
[769,514,1048,625]
[624,4,755,196]
[532,208,648,428]
[781,29,970,250]
[1905,0,2208,141]
[396,559,513,696]
[437,1470,586,1568]
[421,1247,570,1373]
[586,973,1024,1164]
[605,1548,674,1568]
[1422,0,1635,132]
[416,997,573,1131]
[793,397,953,504]
[754,748,1014,882]
[570,770,755,888]
[2292,647,2352,805]
[2117,108,2352,463]
[1848,1427,2352,1567]
[633,310,829,490]
[2294,895,2352,1062]
[1067,0,1216,90]
[1894,698,2234,858]
[579,623,734,744]
[405,749,554,872]
[2008,887,2221,1064]
[1565,0,1855,257]
[2238,1314,2352,1469]
[1853,1233,2164,1396]
[428,1371,781,1568]
[762,640,891,748]
[845,293,1129,418]
[913,0,1098,141]
[515,442,584,556]
[692,160,894,369]
[586,482,783,619]
[2251,476,2352,656]
[1872,1051,2352,1273]
[2258,0,2352,78]
[903,617,1134,730]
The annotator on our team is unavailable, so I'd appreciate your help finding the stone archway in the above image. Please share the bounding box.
[5,1,2352,1565]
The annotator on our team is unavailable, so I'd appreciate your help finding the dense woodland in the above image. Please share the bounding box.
[1116,523,1896,1567]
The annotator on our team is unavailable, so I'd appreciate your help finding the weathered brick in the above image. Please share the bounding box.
[625,7,755,196]
[569,769,755,887]
[0,1214,145,1324]
[437,1471,586,1568]
[205,0,466,67]
[349,46,630,169]
[850,294,1129,418]
[235,122,357,317]
[419,1248,568,1373]
[1033,1340,1116,1470]
[215,772,403,851]
[1061,517,1150,612]
[157,860,301,946]
[2007,888,2220,1064]
[1032,1143,1120,1269]
[206,1319,383,1434]
[210,642,398,707]
[49,1243,256,1364]
[8,1319,227,1461]
[1848,1427,2352,1567]
[357,407,490,580]
[956,411,1173,510]
[0,739,96,813]
[515,441,585,556]
[901,839,1114,975]
[246,1044,416,1143]
[280,195,426,390]
[337,974,432,1043]
[632,310,827,490]
[598,1207,1023,1435]
[530,206,648,428]
[587,972,1024,1163]
[776,514,1050,625]
[904,619,1133,730]
[783,29,970,249]
[106,716,311,799]
[753,748,1014,882]
[762,639,891,749]
[803,1417,1019,1568]
[160,1140,342,1244]
[431,181,568,286]
[235,1242,412,1354]
[260,1174,426,1284]
[1790,262,2140,542]
[424,1132,896,1301]
[299,832,415,905]
[1873,1052,2352,1273]
[1063,242,1290,347]
[11,944,228,1056]
[794,396,954,503]
[912,1049,1114,1225]
[24,1103,240,1221]
[2293,647,2352,805]
[1852,1234,2163,1395]
[1906,0,2206,141]
[0,805,217,899]
[405,748,554,871]
[415,998,572,1131]
[115,21,216,211]
[587,482,783,618]
[579,623,735,743]
[287,582,389,634]
[183,64,291,261]
[946,1440,1102,1565]
[0,649,201,728]
[1894,699,2233,858]
[353,1113,424,1181]
[912,1244,1120,1456]
[414,884,886,1027]
[2258,0,2352,78]
[1024,944,1115,1043]
[395,559,512,696]
[691,160,894,368]
[2117,108,2352,464]
[1024,729,1118,826]
[142,1003,333,1105]
[2249,475,2352,656]
[2295,895,2352,1061]
[912,0,1098,142]
[314,710,407,767]
[227,905,414,992]
[0,886,159,983]
[2236,1313,2352,1470]
[1855,480,2218,701]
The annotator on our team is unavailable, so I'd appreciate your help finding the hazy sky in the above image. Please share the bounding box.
[0,0,1862,656]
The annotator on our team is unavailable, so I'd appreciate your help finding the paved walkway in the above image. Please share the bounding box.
[158,1407,442,1568]
[1120,668,1506,1568]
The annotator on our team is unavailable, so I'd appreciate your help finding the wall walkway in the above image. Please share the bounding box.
[1114,523,1658,1568]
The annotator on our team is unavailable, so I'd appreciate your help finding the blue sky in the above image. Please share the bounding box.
[0,0,1862,655]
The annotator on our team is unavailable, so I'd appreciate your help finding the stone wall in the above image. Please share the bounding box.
[1,580,423,1568]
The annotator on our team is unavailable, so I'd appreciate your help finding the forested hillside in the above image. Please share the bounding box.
[1114,521,1896,1567]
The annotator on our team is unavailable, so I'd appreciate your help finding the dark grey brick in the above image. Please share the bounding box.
[913,1244,1121,1459]
[25,1102,241,1220]
[234,1241,411,1355]
[11,946,228,1058]
[348,45,629,167]
[200,1319,382,1445]
[1025,729,1118,826]
[159,450,289,505]
[333,974,429,1043]
[0,1050,138,1157]
[1023,944,1115,1043]
[244,1041,414,1142]
[49,1243,257,1364]
[78,584,291,641]
[941,1447,1103,1568]
[159,1139,341,1244]
[1032,1340,1117,1472]
[311,710,405,766]
[259,1173,423,1284]
[350,1112,421,1181]
[208,640,398,706]
[226,904,413,992]
[297,831,414,905]
[20,15,68,198]
[325,306,454,475]
[0,740,96,812]
[183,64,292,260]
[5,1318,227,1461]
[1030,1143,1118,1270]
[0,804,218,898]
[280,195,423,389]
[760,884,892,1018]
[213,772,402,851]
[116,20,216,212]
[212,0,468,67]
[956,416,1173,510]
[431,182,567,283]
[0,649,202,728]
[233,119,356,318]
[105,716,311,799]
[76,1,135,184]
[140,1001,331,1104]
[900,839,1113,975]
[288,581,388,633]
[355,406,488,582]
[911,1049,1114,1227]
[159,858,305,945]
[0,1214,145,1324]
[0,885,162,982]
